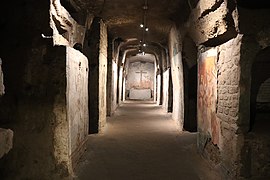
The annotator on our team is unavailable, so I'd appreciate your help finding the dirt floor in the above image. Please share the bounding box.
[75,101,221,180]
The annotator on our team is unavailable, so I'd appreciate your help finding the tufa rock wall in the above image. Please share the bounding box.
[86,17,108,133]
[188,0,238,46]
[168,25,185,131]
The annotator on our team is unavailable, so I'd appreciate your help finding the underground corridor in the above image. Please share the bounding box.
[0,0,270,179]
[75,101,218,180]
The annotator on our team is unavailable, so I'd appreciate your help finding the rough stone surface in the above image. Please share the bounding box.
[195,33,270,179]
[99,19,108,130]
[72,0,190,46]
[86,17,108,133]
[1,1,270,180]
[197,0,223,15]
[153,61,158,102]
[196,35,247,179]
[111,61,118,113]
[66,47,89,167]
[156,74,161,104]
[0,44,71,179]
[109,40,121,113]
[0,0,77,178]
[162,69,170,111]
[168,25,184,131]
[106,37,113,116]
[118,66,124,104]
[188,0,237,46]
[50,0,86,47]
[0,128,13,159]
[217,37,242,177]
[217,36,241,127]
[0,1,91,178]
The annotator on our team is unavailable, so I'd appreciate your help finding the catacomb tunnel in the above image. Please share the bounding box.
[0,0,270,179]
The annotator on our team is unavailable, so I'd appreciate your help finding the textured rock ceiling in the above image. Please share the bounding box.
[71,0,190,45]
[67,0,270,47]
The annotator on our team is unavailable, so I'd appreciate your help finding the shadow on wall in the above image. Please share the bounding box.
[183,64,198,132]
[168,68,173,112]
[182,35,198,132]
[250,47,270,132]
[247,46,270,179]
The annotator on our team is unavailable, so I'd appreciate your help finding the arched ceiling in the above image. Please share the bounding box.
[118,39,166,61]
[69,0,190,46]
[63,0,270,52]
[126,54,156,64]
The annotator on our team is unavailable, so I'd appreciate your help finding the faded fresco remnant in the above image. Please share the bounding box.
[198,48,219,145]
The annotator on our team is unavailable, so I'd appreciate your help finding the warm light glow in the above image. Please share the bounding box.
[142,52,145,55]
[143,43,146,47]
[145,27,149,31]
[140,24,144,28]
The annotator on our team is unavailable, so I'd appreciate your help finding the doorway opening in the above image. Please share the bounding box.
[250,47,270,133]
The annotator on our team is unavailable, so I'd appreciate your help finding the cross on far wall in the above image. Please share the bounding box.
[136,70,147,83]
